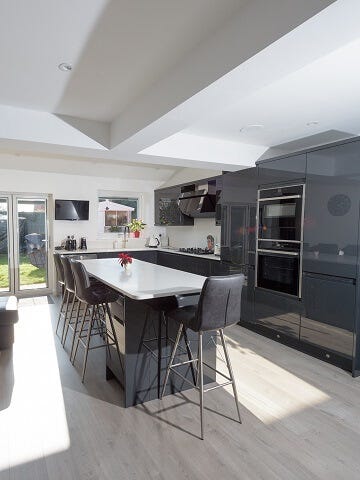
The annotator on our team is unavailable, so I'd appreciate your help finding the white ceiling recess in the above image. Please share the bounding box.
[0,0,341,172]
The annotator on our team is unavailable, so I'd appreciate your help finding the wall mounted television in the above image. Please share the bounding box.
[55,199,89,221]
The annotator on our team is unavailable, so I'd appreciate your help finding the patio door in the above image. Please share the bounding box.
[0,193,52,297]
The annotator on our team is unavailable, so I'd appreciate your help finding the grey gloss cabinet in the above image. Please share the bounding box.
[300,273,355,366]
[154,187,194,226]
[257,153,306,185]
[303,141,360,278]
[254,289,301,339]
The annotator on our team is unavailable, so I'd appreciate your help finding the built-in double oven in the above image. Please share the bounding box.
[256,184,305,297]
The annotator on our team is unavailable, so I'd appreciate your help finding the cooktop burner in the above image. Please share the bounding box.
[178,247,214,255]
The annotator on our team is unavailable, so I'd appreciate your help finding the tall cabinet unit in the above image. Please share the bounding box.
[302,141,360,373]
[220,168,258,324]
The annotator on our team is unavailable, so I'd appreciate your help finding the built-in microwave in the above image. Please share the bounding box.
[258,184,304,242]
[256,184,305,298]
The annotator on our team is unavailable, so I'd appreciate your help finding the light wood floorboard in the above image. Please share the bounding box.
[1,297,360,479]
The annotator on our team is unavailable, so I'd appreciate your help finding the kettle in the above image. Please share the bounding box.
[148,235,160,248]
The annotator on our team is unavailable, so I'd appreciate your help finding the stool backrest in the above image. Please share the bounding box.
[70,260,91,301]
[60,255,75,292]
[196,274,245,332]
[53,254,64,284]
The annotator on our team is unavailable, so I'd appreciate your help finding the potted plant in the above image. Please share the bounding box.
[127,218,146,238]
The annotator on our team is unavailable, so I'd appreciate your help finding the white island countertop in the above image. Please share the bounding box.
[80,257,206,300]
[56,247,221,261]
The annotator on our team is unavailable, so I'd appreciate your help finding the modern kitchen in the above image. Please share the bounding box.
[1,1,360,479]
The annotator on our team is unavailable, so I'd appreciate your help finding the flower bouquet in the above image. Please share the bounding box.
[118,252,133,269]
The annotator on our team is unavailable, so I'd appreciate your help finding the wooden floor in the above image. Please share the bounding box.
[1,297,360,479]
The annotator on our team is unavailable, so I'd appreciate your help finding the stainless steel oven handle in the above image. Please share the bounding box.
[258,195,301,202]
[257,238,301,244]
[257,249,299,256]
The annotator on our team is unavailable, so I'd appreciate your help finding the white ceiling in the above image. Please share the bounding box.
[0,0,245,121]
[0,0,347,173]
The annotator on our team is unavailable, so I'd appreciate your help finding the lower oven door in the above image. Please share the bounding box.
[257,249,300,297]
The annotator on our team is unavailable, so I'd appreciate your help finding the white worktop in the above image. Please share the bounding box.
[80,258,206,300]
[56,246,221,261]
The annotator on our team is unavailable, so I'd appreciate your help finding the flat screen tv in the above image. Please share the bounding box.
[55,199,89,221]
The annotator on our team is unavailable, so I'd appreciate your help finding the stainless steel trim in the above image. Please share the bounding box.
[257,238,301,244]
[258,183,305,192]
[257,249,299,256]
[258,194,301,202]
[298,183,306,299]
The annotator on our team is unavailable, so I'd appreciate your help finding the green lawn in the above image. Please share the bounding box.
[0,253,46,289]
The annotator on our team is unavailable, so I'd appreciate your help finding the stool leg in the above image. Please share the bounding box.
[62,293,76,346]
[198,331,204,440]
[160,323,183,399]
[69,299,82,360]
[55,289,66,335]
[81,306,95,383]
[72,302,88,364]
[219,329,242,424]
[60,290,71,344]
[183,329,196,385]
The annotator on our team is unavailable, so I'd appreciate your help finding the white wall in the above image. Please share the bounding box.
[166,218,220,249]
[0,167,165,248]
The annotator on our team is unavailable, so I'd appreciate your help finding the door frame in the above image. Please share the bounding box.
[0,192,54,298]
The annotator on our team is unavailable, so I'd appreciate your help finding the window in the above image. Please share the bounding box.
[98,195,139,234]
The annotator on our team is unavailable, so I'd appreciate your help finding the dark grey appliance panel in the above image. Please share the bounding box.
[241,265,255,324]
[304,141,360,277]
[258,154,306,185]
[300,272,355,360]
[254,289,301,339]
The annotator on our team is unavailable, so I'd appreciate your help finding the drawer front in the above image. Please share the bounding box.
[300,273,355,358]
[254,289,301,338]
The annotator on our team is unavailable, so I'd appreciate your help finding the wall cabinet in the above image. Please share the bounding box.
[257,153,306,185]
[154,187,194,226]
[304,141,360,278]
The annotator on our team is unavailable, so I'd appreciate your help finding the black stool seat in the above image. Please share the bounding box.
[167,305,197,329]
[80,283,119,305]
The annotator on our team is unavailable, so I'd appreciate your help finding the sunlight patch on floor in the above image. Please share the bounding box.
[216,336,330,425]
[0,304,70,471]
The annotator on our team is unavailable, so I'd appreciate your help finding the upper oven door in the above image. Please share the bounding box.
[258,185,304,241]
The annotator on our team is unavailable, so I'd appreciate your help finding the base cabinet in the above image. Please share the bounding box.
[300,273,355,366]
[254,289,301,340]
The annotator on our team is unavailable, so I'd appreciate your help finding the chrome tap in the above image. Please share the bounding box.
[122,226,130,248]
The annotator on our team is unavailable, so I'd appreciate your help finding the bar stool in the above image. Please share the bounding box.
[59,255,84,349]
[142,295,200,397]
[70,260,123,383]
[54,253,66,336]
[160,274,245,439]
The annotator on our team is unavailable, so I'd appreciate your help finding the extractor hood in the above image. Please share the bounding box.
[178,183,216,218]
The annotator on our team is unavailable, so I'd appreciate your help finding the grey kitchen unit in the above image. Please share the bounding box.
[220,136,360,376]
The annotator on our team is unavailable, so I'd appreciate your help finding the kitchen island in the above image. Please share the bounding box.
[80,258,216,407]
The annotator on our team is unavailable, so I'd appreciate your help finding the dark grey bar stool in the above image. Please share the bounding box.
[161,274,245,439]
[70,260,123,383]
[142,294,200,396]
[54,253,66,336]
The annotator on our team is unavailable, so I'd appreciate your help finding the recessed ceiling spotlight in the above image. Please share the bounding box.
[58,62,72,72]
[306,121,319,126]
[239,124,264,133]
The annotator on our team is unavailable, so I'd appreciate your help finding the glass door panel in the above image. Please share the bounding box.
[0,197,10,293]
[16,197,48,291]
